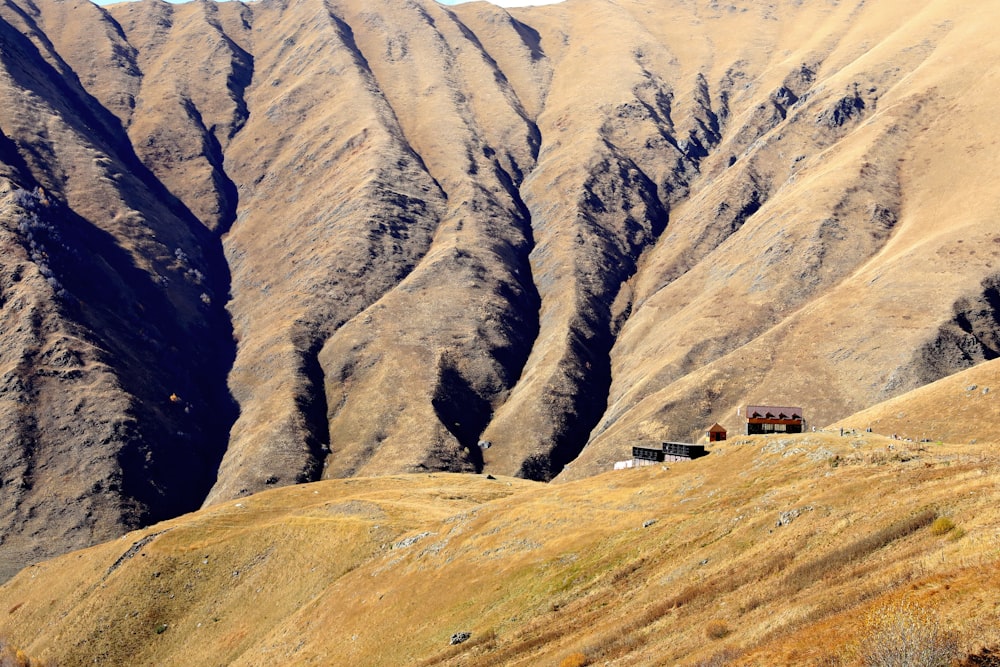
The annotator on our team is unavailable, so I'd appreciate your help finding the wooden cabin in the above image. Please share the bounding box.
[745,405,804,435]
[707,423,727,442]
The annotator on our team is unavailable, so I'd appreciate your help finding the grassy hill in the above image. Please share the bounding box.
[0,426,997,665]
[0,0,997,661]
[832,357,1000,446]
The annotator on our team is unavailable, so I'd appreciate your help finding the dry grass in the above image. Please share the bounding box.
[558,652,589,667]
[0,434,999,666]
[931,517,956,536]
[4,0,1000,597]
[781,510,937,595]
[705,620,731,640]
[852,599,959,667]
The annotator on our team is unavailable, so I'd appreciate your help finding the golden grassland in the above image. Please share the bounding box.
[833,357,1000,446]
[0,430,998,666]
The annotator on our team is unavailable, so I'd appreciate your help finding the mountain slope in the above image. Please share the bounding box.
[832,356,1000,444]
[1,0,1000,572]
[0,0,237,579]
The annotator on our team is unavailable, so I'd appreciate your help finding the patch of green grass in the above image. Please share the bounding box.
[930,517,954,536]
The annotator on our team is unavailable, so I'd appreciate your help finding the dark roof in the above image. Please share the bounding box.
[746,405,803,420]
[632,441,708,460]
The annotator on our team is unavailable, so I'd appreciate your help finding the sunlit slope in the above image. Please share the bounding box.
[560,0,1000,478]
[52,0,1000,492]
[832,357,1000,444]
[2,433,999,666]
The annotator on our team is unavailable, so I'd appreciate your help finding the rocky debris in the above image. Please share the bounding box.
[449,632,471,645]
[776,506,814,527]
[392,532,434,550]
[106,531,168,577]
[817,91,866,127]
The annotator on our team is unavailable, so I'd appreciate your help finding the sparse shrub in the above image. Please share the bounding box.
[855,599,958,667]
[154,623,168,634]
[559,652,589,667]
[705,619,731,640]
[11,187,41,210]
[738,595,762,615]
[930,517,955,536]
[10,188,71,300]
[783,510,936,593]
[518,453,553,481]
[949,527,966,541]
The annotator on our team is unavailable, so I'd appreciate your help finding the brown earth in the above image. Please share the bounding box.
[1,0,999,574]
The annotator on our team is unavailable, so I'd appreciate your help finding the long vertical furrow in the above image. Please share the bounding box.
[0,1,238,575]
[25,0,142,127]
[107,0,251,232]
[566,6,966,478]
[479,146,670,479]
[473,3,716,479]
[205,0,461,501]
[449,3,553,124]
[314,0,543,478]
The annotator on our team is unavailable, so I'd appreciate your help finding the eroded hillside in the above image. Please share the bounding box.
[1,0,1000,572]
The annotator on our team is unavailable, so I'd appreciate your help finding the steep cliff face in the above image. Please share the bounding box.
[0,0,999,572]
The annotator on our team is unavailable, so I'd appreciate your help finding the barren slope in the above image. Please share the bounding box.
[831,356,1000,444]
[560,0,1000,478]
[1,0,1000,573]
[0,0,237,580]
